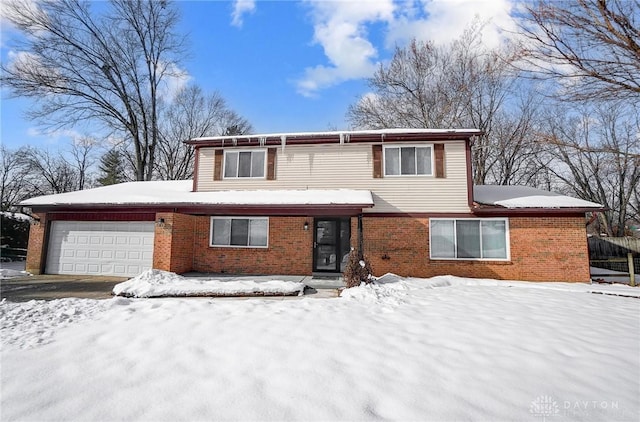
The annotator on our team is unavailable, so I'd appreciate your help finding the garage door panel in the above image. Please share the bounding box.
[47,221,154,277]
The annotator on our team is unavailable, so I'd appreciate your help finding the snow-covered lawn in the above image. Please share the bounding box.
[2,275,639,421]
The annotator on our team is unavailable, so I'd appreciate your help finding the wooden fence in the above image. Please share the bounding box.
[588,237,639,286]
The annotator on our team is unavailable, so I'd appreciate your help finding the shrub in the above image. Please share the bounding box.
[343,248,373,288]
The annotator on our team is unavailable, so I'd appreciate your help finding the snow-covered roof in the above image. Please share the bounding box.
[190,128,482,143]
[474,185,603,209]
[19,180,374,207]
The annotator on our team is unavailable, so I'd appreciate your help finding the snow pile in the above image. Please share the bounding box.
[0,268,31,279]
[0,298,110,349]
[2,275,639,421]
[113,269,306,297]
[340,273,408,305]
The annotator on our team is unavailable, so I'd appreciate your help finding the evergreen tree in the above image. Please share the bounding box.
[97,149,126,186]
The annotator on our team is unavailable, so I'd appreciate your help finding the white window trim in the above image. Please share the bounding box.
[209,216,269,248]
[429,217,511,261]
[222,149,267,179]
[383,144,434,177]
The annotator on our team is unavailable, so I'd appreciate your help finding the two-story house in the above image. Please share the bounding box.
[22,129,602,282]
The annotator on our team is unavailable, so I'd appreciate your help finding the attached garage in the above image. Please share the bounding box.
[46,221,154,277]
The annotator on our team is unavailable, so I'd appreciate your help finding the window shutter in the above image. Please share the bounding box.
[214,150,223,181]
[372,145,382,178]
[267,148,276,180]
[434,144,445,178]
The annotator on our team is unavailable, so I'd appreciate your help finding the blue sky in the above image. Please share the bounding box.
[0,0,516,150]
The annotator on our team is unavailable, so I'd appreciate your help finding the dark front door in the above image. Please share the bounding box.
[313,218,351,273]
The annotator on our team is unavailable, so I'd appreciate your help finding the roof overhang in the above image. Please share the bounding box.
[20,181,374,217]
[471,205,605,216]
[186,128,483,148]
[32,203,372,217]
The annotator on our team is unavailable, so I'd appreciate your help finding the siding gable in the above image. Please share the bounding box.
[196,142,470,213]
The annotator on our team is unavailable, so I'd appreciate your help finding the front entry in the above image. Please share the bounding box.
[313,218,351,273]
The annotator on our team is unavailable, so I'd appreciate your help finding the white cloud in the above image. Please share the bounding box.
[387,0,516,48]
[158,63,191,102]
[231,0,256,28]
[26,127,83,144]
[296,0,395,97]
[296,0,517,97]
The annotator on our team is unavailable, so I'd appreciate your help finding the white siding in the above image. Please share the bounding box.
[196,142,470,213]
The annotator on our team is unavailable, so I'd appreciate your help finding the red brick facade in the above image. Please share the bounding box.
[362,215,590,282]
[25,212,591,282]
[25,213,47,275]
[153,213,196,274]
[192,216,313,274]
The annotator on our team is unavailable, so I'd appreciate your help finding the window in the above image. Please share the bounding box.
[223,150,265,178]
[210,217,268,248]
[430,218,509,260]
[384,145,432,176]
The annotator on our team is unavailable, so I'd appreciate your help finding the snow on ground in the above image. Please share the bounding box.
[0,298,110,349]
[591,266,639,285]
[2,275,639,421]
[113,269,306,297]
[0,261,30,279]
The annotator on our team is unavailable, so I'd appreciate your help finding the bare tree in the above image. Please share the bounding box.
[542,102,640,236]
[348,21,545,185]
[484,94,550,186]
[18,147,80,196]
[68,137,97,190]
[347,39,461,129]
[155,85,252,180]
[519,0,640,101]
[0,146,30,211]
[1,0,185,181]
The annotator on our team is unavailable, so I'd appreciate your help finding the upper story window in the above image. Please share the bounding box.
[384,145,433,176]
[224,150,266,178]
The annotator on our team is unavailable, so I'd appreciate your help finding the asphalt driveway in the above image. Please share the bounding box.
[1,275,128,302]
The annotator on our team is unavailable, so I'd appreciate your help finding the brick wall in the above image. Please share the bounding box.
[25,213,47,274]
[153,213,196,273]
[192,216,313,275]
[362,215,591,282]
[24,212,591,282]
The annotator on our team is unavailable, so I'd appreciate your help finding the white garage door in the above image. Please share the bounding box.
[46,221,154,277]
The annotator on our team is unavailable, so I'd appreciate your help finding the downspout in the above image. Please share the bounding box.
[358,213,364,260]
